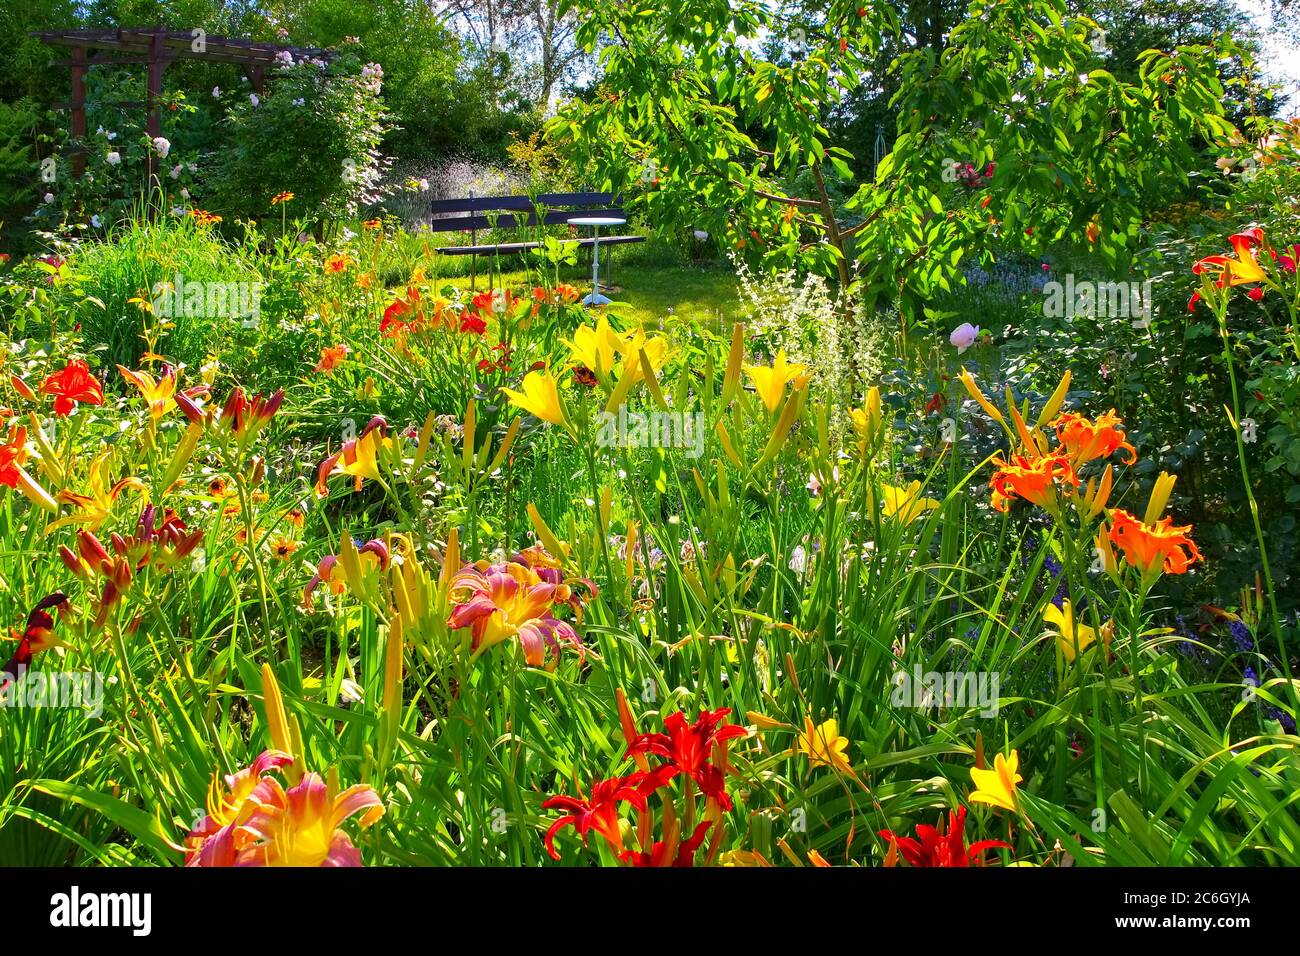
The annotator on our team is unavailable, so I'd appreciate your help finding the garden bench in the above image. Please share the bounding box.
[427,192,643,257]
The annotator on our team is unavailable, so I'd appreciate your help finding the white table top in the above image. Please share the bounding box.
[568,216,626,227]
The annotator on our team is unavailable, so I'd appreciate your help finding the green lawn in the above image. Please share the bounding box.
[443,262,741,333]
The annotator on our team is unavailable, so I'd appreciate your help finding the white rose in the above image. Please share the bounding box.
[106,151,121,166]
[250,93,260,107]
[212,86,222,98]
[180,188,190,199]
[153,137,170,158]
[44,193,55,204]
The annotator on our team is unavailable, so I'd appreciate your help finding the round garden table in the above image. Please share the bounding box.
[567,216,626,306]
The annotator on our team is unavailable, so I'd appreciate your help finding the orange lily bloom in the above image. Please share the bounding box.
[313,344,348,374]
[988,453,1077,513]
[1050,409,1137,467]
[1106,508,1202,578]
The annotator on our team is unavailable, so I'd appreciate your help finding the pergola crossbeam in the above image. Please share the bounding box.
[33,26,336,181]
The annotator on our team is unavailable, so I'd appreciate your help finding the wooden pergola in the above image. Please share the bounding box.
[34,27,335,178]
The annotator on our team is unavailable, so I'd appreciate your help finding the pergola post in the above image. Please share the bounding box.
[145,31,166,184]
[70,45,87,178]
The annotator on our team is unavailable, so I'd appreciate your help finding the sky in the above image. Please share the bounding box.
[1236,0,1300,108]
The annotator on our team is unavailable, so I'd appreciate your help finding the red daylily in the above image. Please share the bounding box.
[40,360,104,416]
[878,806,1011,867]
[625,707,747,810]
[1,593,71,686]
[619,820,713,867]
[542,771,666,860]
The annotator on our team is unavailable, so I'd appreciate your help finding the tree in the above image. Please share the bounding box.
[549,0,1241,326]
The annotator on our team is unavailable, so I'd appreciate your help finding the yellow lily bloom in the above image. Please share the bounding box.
[849,386,884,454]
[47,451,147,533]
[117,364,177,421]
[797,716,853,773]
[1043,599,1114,663]
[567,317,624,378]
[878,480,940,524]
[970,750,1022,812]
[744,349,810,413]
[501,368,569,428]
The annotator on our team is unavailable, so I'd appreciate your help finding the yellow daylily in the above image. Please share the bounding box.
[117,364,177,421]
[744,349,810,413]
[796,716,853,773]
[849,386,884,454]
[970,750,1022,812]
[1043,599,1114,663]
[878,480,940,524]
[501,368,569,429]
[567,317,625,378]
[47,451,147,533]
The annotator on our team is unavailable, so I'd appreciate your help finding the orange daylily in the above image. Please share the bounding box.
[1106,509,1202,578]
[1050,410,1136,467]
[988,453,1077,513]
[313,344,348,374]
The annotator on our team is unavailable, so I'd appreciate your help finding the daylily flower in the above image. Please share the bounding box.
[877,480,940,524]
[620,819,713,867]
[185,750,294,866]
[234,771,384,866]
[1051,409,1136,467]
[41,360,104,416]
[324,253,351,273]
[879,806,1011,867]
[446,560,584,669]
[270,191,294,205]
[1043,599,1114,663]
[47,451,147,532]
[969,750,1022,812]
[626,708,747,809]
[1,593,71,688]
[313,344,348,373]
[796,716,853,774]
[949,323,980,352]
[500,368,569,429]
[542,773,658,860]
[744,349,810,413]
[1189,227,1268,310]
[0,423,57,512]
[314,417,391,497]
[988,453,1077,513]
[117,364,183,421]
[849,386,884,454]
[1106,509,1201,578]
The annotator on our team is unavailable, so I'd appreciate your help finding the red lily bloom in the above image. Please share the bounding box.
[542,772,662,860]
[620,819,713,867]
[40,360,104,416]
[459,311,487,334]
[878,806,1011,867]
[219,387,284,441]
[1,593,71,687]
[625,708,747,810]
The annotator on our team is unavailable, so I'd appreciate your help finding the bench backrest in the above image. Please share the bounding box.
[426,192,625,233]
